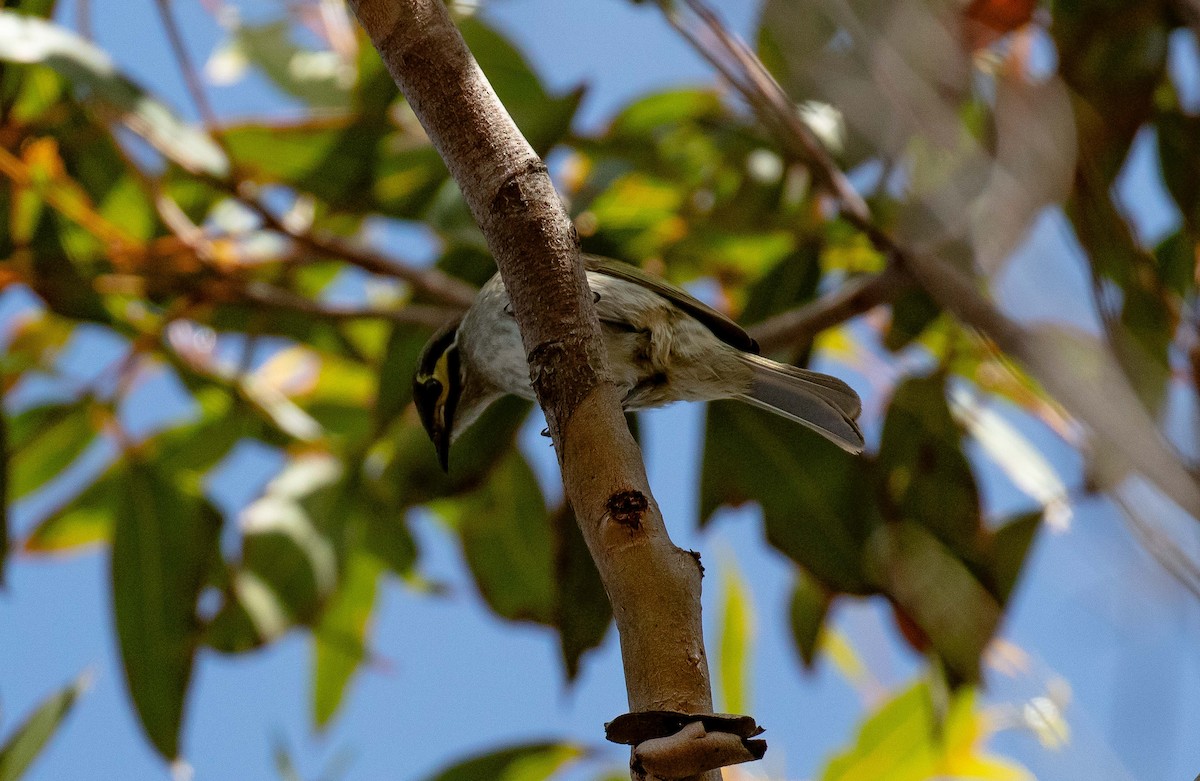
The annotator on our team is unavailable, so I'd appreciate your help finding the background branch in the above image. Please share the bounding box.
[664,0,1200,524]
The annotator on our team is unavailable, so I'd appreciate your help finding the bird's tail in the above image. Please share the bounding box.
[736,353,865,454]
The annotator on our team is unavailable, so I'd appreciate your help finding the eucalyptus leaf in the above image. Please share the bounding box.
[864,522,1000,683]
[551,503,611,680]
[313,550,381,729]
[420,742,583,781]
[436,451,555,625]
[701,400,877,593]
[8,404,95,500]
[22,464,118,553]
[789,570,830,669]
[112,461,220,758]
[0,674,86,781]
[877,374,981,556]
[0,12,228,177]
[716,558,754,715]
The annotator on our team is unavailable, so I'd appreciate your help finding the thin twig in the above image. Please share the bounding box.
[663,1,1200,537]
[236,187,477,309]
[154,0,221,130]
[236,281,461,328]
[664,0,874,228]
[749,263,911,353]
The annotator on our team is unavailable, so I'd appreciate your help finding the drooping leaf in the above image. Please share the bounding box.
[739,241,822,328]
[0,12,228,177]
[789,569,830,669]
[716,557,755,715]
[1156,105,1200,233]
[313,549,381,729]
[878,374,981,556]
[360,511,418,579]
[420,742,583,781]
[8,403,95,500]
[223,121,389,212]
[436,451,555,624]
[0,673,85,781]
[987,511,1042,604]
[0,405,8,585]
[864,522,1000,683]
[22,463,118,553]
[382,395,531,508]
[551,503,611,680]
[885,288,941,352]
[701,401,878,593]
[112,461,220,758]
[223,453,342,640]
[233,21,351,110]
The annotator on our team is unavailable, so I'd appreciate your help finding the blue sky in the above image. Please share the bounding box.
[3,1,1200,780]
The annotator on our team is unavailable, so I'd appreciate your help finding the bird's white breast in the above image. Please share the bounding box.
[458,271,750,407]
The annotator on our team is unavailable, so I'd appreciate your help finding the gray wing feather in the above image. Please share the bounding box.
[737,354,864,453]
[583,254,759,353]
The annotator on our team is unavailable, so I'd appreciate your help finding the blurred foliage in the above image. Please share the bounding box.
[0,674,85,781]
[0,0,1197,776]
[820,680,1032,781]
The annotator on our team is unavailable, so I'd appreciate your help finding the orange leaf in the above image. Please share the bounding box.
[964,0,1036,50]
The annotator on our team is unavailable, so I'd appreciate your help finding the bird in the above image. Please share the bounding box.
[412,254,864,470]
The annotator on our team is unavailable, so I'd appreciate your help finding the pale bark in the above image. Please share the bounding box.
[345,2,736,778]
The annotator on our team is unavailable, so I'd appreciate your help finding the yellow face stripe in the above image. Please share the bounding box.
[432,352,452,410]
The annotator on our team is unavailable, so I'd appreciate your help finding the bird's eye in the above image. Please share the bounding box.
[423,378,443,399]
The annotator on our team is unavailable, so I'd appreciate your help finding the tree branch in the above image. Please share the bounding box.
[235,187,478,309]
[344,2,734,778]
[749,262,910,353]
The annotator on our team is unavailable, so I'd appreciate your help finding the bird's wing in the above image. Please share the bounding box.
[583,254,759,354]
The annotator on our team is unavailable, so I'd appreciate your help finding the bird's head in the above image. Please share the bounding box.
[413,319,464,472]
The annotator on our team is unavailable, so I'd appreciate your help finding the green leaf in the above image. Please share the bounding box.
[0,405,8,585]
[821,681,938,781]
[878,374,981,556]
[436,451,555,624]
[421,742,583,781]
[382,395,530,508]
[374,323,432,434]
[1157,106,1200,233]
[885,289,941,352]
[789,570,830,668]
[112,461,220,758]
[715,557,754,715]
[313,550,381,728]
[0,674,85,781]
[864,522,1000,684]
[739,241,822,327]
[22,464,118,553]
[821,680,1032,781]
[458,18,581,154]
[233,21,350,110]
[8,404,95,500]
[0,12,228,177]
[360,512,418,579]
[551,504,611,680]
[224,121,387,211]
[229,454,343,634]
[701,401,877,593]
[608,88,724,139]
[987,511,1042,604]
